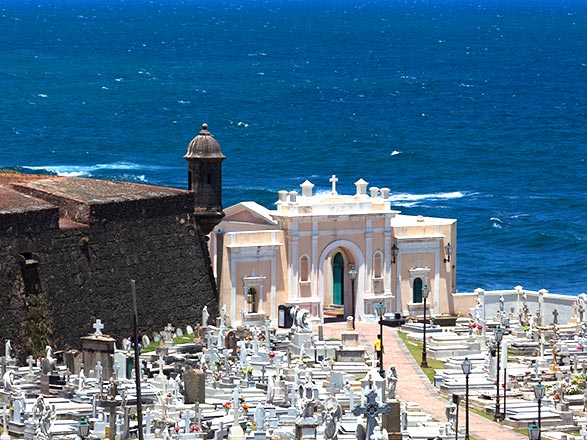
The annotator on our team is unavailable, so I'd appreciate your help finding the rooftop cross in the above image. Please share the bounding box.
[329,175,338,195]
[93,319,104,335]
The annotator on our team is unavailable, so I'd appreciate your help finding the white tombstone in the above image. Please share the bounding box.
[202,306,209,327]
[4,340,12,362]
[219,304,228,328]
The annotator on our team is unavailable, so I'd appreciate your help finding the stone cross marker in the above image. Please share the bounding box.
[183,410,192,434]
[352,388,390,440]
[93,319,104,335]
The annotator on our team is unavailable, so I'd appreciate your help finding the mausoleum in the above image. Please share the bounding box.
[210,176,457,326]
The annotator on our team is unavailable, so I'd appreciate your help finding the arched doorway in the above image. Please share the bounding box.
[332,252,344,306]
[413,277,423,303]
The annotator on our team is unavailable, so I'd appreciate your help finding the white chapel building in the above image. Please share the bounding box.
[209,176,457,327]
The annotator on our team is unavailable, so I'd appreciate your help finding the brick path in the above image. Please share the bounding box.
[321,321,527,440]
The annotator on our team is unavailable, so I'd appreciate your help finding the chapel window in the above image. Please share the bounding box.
[413,277,423,303]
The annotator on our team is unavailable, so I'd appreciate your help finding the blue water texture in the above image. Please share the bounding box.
[1,0,586,294]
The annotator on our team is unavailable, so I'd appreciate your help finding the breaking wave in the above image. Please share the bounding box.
[390,191,472,207]
[22,162,169,177]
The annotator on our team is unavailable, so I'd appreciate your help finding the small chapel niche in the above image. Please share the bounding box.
[246,287,257,313]
[17,252,41,295]
[300,255,310,282]
[373,251,384,293]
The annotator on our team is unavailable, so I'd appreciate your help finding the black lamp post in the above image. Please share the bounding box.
[528,421,540,440]
[349,266,357,329]
[421,284,430,368]
[461,357,472,440]
[77,416,90,440]
[534,381,545,439]
[494,326,504,421]
[376,302,386,377]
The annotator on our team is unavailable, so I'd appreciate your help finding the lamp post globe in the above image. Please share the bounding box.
[528,422,540,440]
[77,416,90,440]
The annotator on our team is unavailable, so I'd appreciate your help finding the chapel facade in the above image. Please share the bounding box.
[210,177,458,327]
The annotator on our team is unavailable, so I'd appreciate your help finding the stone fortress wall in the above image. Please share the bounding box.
[0,175,218,353]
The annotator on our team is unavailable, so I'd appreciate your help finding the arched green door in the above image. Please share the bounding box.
[333,252,344,305]
[413,277,423,303]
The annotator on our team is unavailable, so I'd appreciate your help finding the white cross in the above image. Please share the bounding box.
[93,319,104,335]
[329,174,338,195]
[183,409,193,434]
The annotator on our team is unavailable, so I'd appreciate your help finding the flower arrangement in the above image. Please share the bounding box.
[223,402,232,410]
[242,403,249,411]
[268,351,276,358]
[212,372,222,382]
[190,425,201,433]
[566,384,583,395]
[242,365,253,377]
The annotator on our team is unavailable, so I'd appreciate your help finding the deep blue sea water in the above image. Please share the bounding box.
[1,0,586,294]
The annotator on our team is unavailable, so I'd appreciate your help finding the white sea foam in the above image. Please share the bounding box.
[23,161,169,177]
[490,217,504,228]
[390,150,401,156]
[390,191,469,203]
[294,190,471,207]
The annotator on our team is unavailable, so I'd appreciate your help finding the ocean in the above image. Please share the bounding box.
[1,0,586,294]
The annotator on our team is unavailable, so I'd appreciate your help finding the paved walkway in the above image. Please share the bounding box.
[321,321,527,440]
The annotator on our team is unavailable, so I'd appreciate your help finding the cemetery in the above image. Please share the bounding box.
[3,289,587,440]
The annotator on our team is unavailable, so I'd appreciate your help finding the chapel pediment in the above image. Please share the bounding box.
[222,202,278,226]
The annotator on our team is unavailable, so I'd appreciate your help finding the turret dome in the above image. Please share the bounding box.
[184,123,226,160]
